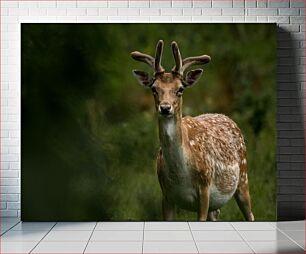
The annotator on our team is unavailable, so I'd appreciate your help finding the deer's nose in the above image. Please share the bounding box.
[159,103,172,115]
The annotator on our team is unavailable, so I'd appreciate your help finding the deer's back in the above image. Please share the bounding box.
[183,114,246,199]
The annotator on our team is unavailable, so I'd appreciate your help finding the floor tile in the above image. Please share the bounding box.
[0,230,47,242]
[239,230,290,241]
[1,225,16,235]
[95,222,143,231]
[269,222,277,228]
[1,221,20,229]
[295,240,305,250]
[52,222,96,230]
[144,230,193,241]
[0,221,21,233]
[12,222,55,231]
[282,230,305,241]
[42,230,92,241]
[85,241,142,253]
[143,241,198,253]
[0,241,37,253]
[189,222,234,231]
[231,221,276,230]
[90,230,143,241]
[145,221,189,230]
[1,220,304,254]
[32,241,87,253]
[249,240,304,253]
[193,230,243,241]
[282,230,305,249]
[197,241,254,253]
[277,221,305,231]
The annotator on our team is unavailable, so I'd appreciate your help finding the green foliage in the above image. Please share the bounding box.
[22,24,276,221]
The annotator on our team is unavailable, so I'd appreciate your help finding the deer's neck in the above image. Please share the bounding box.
[158,113,186,172]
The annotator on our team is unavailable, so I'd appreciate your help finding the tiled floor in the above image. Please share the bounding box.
[0,218,304,253]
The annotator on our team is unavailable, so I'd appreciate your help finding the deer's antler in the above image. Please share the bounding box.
[130,51,155,67]
[131,40,165,75]
[154,40,164,73]
[171,41,211,76]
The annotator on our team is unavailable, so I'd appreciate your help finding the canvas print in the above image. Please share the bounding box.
[22,24,276,221]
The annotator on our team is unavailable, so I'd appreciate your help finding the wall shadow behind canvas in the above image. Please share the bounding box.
[21,24,276,221]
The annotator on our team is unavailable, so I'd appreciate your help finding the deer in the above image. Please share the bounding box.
[131,40,254,221]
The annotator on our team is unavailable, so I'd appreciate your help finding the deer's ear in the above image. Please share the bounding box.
[132,70,153,87]
[183,69,203,87]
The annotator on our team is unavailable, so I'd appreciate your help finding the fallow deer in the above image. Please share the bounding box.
[131,40,254,221]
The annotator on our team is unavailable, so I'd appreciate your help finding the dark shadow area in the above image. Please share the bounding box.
[276,27,305,221]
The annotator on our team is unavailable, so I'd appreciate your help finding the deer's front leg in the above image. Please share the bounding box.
[198,184,210,221]
[162,197,175,221]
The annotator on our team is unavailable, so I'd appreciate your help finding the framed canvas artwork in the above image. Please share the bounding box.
[21,24,276,221]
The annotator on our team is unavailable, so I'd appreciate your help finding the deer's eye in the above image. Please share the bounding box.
[176,87,184,97]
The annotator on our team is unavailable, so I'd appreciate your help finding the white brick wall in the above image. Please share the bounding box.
[0,0,305,218]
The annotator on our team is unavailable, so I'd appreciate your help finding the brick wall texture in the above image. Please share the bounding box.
[0,0,305,220]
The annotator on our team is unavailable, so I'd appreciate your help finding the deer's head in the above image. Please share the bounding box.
[131,40,210,118]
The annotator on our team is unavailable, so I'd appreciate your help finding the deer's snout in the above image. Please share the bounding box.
[159,103,173,116]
